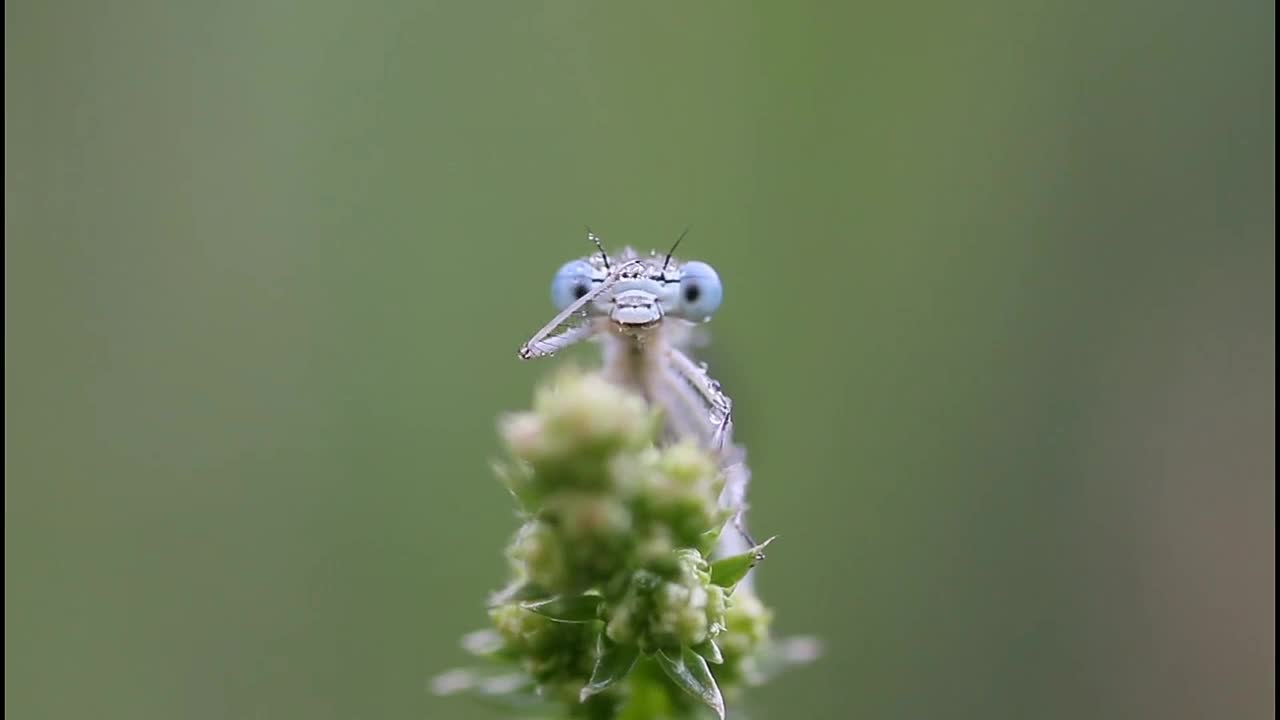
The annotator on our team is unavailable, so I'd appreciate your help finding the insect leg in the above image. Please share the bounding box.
[664,347,756,559]
[663,347,732,432]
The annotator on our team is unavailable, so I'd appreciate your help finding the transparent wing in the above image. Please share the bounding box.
[518,260,639,360]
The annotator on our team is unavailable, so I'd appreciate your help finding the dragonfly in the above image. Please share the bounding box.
[517,230,756,566]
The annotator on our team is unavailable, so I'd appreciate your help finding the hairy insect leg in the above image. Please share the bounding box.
[664,347,732,430]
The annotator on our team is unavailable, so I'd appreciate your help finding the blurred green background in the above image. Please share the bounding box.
[5,1,1274,718]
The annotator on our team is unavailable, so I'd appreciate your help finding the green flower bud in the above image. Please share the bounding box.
[660,441,721,488]
[435,371,815,719]
[546,493,633,544]
[534,372,652,452]
[489,602,595,685]
[633,441,725,547]
[650,550,726,649]
[605,550,727,653]
[715,588,774,686]
[499,371,660,501]
[721,589,771,658]
[543,493,634,590]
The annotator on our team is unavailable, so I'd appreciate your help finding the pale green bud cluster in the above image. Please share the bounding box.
[436,370,813,720]
[497,371,729,595]
[605,550,727,652]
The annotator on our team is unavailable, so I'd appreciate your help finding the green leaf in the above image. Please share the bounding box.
[698,508,736,555]
[654,646,725,720]
[520,593,603,623]
[579,635,640,702]
[617,658,676,720]
[699,528,722,556]
[692,638,724,664]
[709,536,776,589]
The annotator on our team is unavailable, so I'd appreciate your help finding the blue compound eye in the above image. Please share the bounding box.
[675,261,722,320]
[550,260,597,310]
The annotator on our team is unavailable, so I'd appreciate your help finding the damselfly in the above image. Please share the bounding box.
[517,230,755,564]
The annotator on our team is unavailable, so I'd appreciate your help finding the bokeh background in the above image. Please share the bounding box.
[6,1,1274,718]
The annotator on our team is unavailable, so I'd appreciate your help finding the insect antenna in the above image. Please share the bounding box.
[585,226,610,271]
[663,225,691,271]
